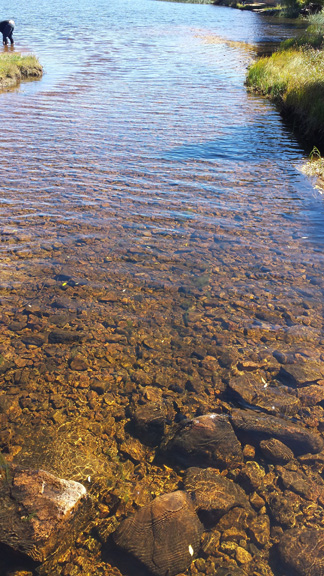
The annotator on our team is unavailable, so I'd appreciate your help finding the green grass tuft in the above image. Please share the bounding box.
[0,52,42,88]
[247,14,324,147]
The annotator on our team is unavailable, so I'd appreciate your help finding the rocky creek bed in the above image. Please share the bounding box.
[1,216,324,576]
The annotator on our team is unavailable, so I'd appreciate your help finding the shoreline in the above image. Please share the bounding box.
[215,0,281,12]
[246,11,324,184]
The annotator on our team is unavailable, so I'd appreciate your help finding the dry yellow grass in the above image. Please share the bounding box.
[246,48,324,144]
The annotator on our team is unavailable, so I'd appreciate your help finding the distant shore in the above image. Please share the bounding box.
[0,53,42,90]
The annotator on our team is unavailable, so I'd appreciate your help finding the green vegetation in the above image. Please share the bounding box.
[246,12,324,148]
[0,52,42,90]
[300,145,324,188]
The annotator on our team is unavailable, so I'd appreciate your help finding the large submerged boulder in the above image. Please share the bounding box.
[161,414,243,470]
[0,466,91,562]
[231,408,323,456]
[278,528,324,576]
[184,467,250,526]
[113,491,203,576]
[227,374,300,415]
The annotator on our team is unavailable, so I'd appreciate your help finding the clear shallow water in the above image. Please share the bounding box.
[0,1,324,575]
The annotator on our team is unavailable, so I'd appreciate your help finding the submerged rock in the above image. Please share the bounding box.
[259,438,294,463]
[276,465,324,502]
[184,467,250,526]
[297,384,324,407]
[268,491,297,528]
[231,408,323,456]
[113,491,203,576]
[161,414,243,470]
[278,528,324,576]
[48,330,83,344]
[129,387,169,446]
[0,467,91,562]
[228,374,300,415]
[278,363,324,387]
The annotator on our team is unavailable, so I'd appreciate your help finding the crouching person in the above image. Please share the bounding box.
[0,20,15,45]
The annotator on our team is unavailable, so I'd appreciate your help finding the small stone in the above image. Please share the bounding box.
[21,334,46,348]
[238,461,265,492]
[216,507,249,533]
[243,444,255,459]
[249,492,265,510]
[267,492,297,528]
[248,514,270,547]
[220,540,238,556]
[201,530,221,555]
[8,321,27,332]
[48,330,83,344]
[119,437,147,463]
[259,438,294,463]
[216,346,238,369]
[69,356,88,371]
[236,546,252,564]
[237,360,264,371]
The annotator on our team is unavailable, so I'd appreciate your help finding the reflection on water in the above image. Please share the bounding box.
[0,0,324,575]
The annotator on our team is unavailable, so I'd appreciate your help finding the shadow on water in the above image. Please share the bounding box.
[101,536,153,576]
[0,543,38,575]
[163,123,299,162]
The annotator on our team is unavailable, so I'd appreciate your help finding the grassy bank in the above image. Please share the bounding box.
[0,53,42,90]
[246,13,324,149]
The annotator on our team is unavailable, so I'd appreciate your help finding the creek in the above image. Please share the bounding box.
[0,1,324,575]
